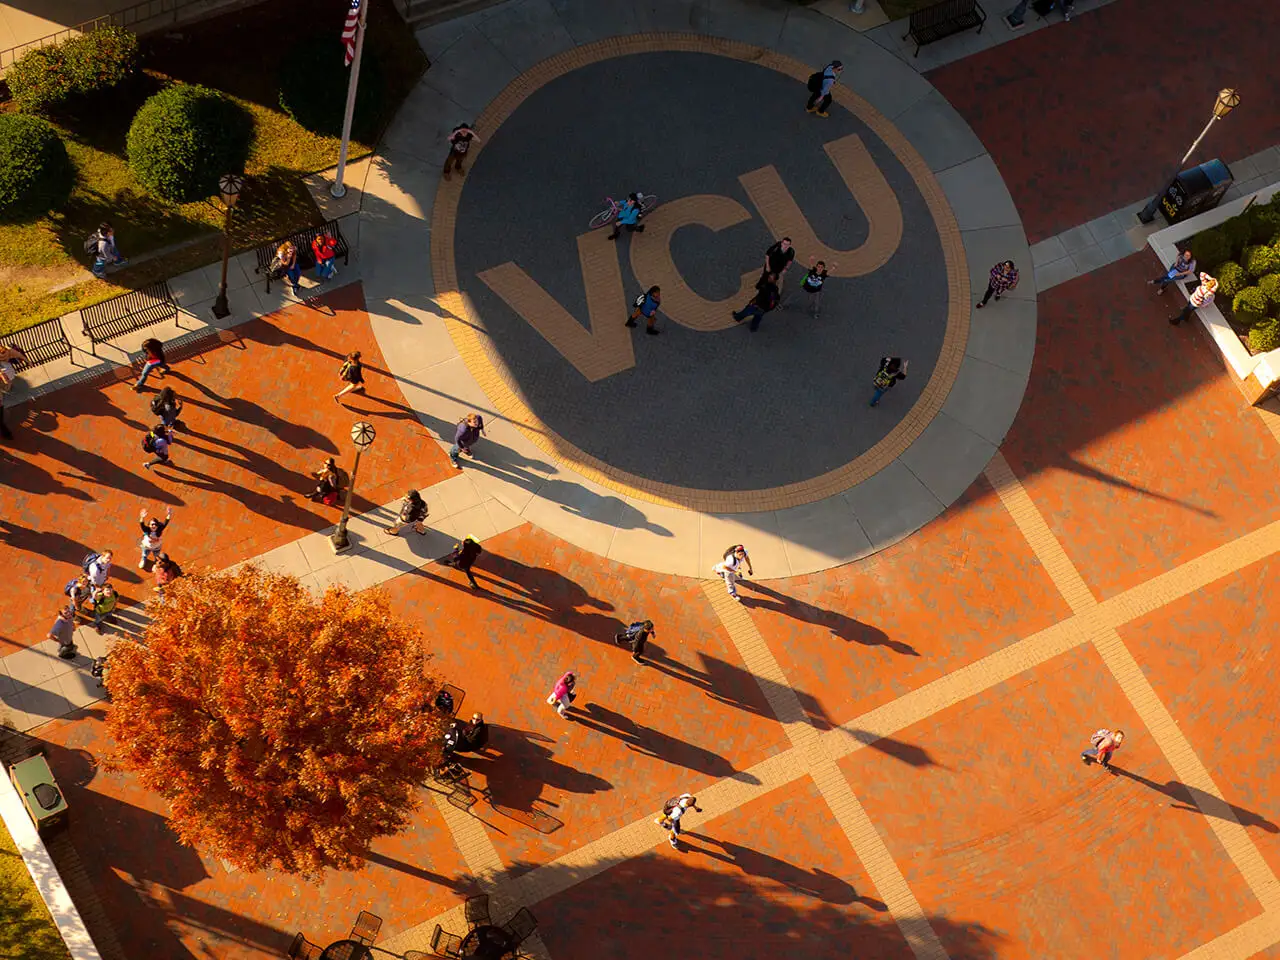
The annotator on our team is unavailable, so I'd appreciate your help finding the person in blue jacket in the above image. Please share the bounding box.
[608,192,647,241]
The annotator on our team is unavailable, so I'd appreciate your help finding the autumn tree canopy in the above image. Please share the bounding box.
[105,564,452,876]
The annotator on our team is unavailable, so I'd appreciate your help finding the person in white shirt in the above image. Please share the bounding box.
[87,551,113,588]
[712,544,753,600]
[657,793,702,848]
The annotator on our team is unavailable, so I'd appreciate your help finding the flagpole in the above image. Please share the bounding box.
[331,0,369,199]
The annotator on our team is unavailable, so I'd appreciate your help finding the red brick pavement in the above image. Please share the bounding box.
[841,643,1264,960]
[929,0,1280,243]
[0,281,455,655]
[1001,255,1280,600]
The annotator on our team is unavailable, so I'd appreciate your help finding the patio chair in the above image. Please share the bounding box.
[464,893,491,928]
[431,923,464,958]
[287,932,323,959]
[501,907,538,946]
[350,909,383,944]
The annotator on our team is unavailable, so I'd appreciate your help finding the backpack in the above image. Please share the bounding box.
[83,231,101,255]
[142,431,156,453]
[64,577,81,597]
[149,394,165,416]
[80,552,99,572]
[1089,728,1111,748]
[806,71,823,93]
[267,254,286,280]
[633,293,647,309]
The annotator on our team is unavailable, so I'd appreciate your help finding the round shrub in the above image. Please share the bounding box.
[1248,204,1280,244]
[1222,215,1253,258]
[0,115,74,221]
[126,84,252,203]
[277,34,385,142]
[1258,273,1280,308]
[6,26,138,113]
[1215,261,1248,300]
[1248,319,1280,354]
[1243,244,1280,279]
[1188,228,1230,272]
[1234,286,1269,318]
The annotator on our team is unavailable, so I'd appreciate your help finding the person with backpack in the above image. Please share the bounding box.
[712,544,753,600]
[442,534,483,589]
[89,584,118,633]
[334,350,366,404]
[976,260,1019,309]
[448,412,485,469]
[64,573,92,619]
[311,232,338,282]
[88,223,127,278]
[626,285,662,336]
[443,122,479,181]
[153,553,180,598]
[133,337,171,391]
[614,619,655,664]
[763,237,797,296]
[386,489,430,536]
[138,506,173,569]
[732,272,780,332]
[608,193,647,241]
[547,670,577,720]
[870,356,907,407]
[142,423,174,470]
[310,456,342,505]
[655,793,701,848]
[801,257,832,317]
[1081,729,1125,770]
[85,551,113,589]
[150,386,184,430]
[272,241,302,296]
[805,60,843,117]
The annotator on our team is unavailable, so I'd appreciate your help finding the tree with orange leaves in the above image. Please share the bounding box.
[104,564,453,876]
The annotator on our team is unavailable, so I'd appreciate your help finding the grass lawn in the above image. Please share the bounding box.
[0,818,71,960]
[0,0,427,336]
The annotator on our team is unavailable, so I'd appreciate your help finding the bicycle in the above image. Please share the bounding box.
[588,193,659,230]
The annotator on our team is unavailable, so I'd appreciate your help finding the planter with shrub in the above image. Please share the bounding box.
[6,26,139,114]
[0,115,74,221]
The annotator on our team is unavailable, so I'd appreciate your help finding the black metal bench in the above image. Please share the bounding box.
[3,318,73,370]
[904,0,986,56]
[254,219,349,293]
[80,282,178,355]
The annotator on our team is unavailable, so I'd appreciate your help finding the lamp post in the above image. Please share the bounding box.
[211,173,244,319]
[1137,88,1241,224]
[330,420,376,553]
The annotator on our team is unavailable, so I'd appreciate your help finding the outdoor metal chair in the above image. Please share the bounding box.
[350,909,383,944]
[430,923,464,958]
[464,893,491,928]
[287,932,323,959]
[501,907,538,945]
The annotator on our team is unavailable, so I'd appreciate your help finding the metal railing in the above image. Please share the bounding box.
[0,0,243,72]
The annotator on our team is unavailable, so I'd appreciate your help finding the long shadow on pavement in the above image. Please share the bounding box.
[1109,765,1279,833]
[740,580,919,657]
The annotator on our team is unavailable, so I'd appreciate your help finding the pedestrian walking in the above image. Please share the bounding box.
[801,257,832,317]
[655,793,702,848]
[271,240,302,296]
[1081,728,1125,770]
[608,193,647,241]
[449,412,485,468]
[443,122,479,181]
[870,356,907,407]
[1170,272,1218,326]
[1148,249,1196,294]
[805,60,843,117]
[89,223,127,278]
[763,237,797,296]
[442,535,483,589]
[615,619,655,663]
[385,489,429,536]
[89,584,118,633]
[64,573,91,620]
[150,386,184,430]
[626,285,662,335]
[138,506,173,569]
[49,608,78,660]
[310,456,342,505]
[142,423,174,470]
[311,231,339,282]
[976,260,1019,308]
[712,544,753,600]
[133,337,171,390]
[547,670,577,720]
[333,350,366,404]
[732,272,780,332]
[85,550,113,589]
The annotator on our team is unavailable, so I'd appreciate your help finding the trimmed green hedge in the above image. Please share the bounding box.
[1222,215,1253,258]
[6,26,138,113]
[1234,286,1270,318]
[278,34,385,142]
[126,84,253,203]
[1215,261,1248,300]
[1259,273,1280,308]
[1188,228,1230,272]
[1243,245,1280,280]
[0,115,74,221]
[1248,319,1280,353]
[1248,205,1280,244]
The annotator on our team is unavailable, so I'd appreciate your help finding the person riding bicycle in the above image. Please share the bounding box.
[608,192,646,241]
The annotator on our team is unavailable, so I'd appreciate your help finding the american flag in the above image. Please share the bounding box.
[341,0,362,66]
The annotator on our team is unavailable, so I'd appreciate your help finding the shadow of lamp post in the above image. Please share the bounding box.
[211,173,245,319]
[1137,89,1241,224]
[331,420,376,554]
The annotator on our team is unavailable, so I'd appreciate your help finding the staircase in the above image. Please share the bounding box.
[396,0,507,26]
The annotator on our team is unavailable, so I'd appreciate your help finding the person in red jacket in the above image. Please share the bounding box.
[312,232,338,281]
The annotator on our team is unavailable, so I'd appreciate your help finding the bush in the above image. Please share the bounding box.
[1243,244,1280,279]
[278,34,385,142]
[1222,215,1253,258]
[1215,261,1248,300]
[0,115,74,221]
[1234,286,1270,318]
[6,26,138,113]
[1248,319,1280,354]
[1248,204,1280,244]
[1188,228,1230,271]
[126,84,253,203]
[1258,273,1280,308]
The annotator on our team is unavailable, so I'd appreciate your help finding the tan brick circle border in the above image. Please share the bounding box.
[431,33,969,513]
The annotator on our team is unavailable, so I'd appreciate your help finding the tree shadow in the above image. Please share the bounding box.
[165,371,337,453]
[740,581,919,657]
[841,729,943,768]
[1108,765,1279,833]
